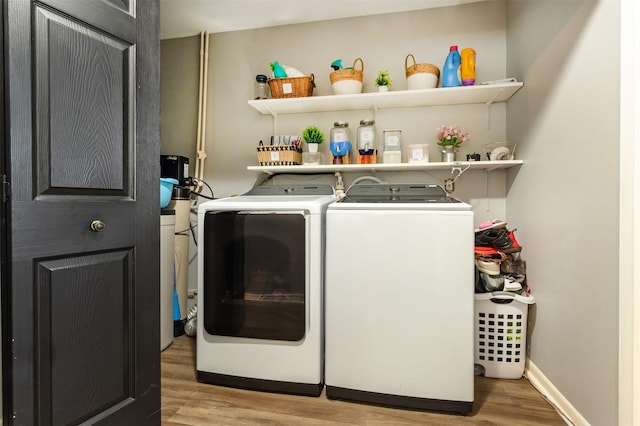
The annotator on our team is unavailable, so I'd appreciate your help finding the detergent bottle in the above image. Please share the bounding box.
[442,45,461,87]
[461,48,476,86]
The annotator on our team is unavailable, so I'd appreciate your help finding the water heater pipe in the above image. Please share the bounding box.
[194,31,210,192]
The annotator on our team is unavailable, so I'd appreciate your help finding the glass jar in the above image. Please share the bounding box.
[357,119,376,151]
[254,74,269,99]
[330,121,350,143]
[357,119,376,164]
[330,122,352,164]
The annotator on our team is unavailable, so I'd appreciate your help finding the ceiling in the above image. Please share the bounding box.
[159,0,482,40]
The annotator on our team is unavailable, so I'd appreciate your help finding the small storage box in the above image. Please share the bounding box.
[256,145,302,166]
[406,144,429,164]
[474,292,535,379]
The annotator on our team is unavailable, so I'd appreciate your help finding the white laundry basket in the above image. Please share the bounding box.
[474,292,535,379]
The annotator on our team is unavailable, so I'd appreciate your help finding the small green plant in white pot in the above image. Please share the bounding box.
[302,125,324,153]
[375,70,392,92]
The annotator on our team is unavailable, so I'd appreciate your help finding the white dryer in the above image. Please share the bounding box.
[196,184,336,396]
[324,183,474,413]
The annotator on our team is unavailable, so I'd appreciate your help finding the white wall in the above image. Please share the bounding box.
[507,1,620,424]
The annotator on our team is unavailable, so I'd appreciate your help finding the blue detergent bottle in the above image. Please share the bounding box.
[442,45,462,87]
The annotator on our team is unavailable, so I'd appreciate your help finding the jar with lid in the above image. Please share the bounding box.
[357,119,377,164]
[329,121,352,164]
[383,129,403,164]
[254,74,270,99]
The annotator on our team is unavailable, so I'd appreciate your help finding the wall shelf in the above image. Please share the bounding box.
[247,160,523,175]
[248,82,523,116]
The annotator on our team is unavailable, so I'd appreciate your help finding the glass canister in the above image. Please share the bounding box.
[357,119,376,164]
[330,121,352,164]
[383,129,403,163]
[254,74,269,99]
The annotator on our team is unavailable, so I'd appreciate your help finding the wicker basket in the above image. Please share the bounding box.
[268,74,315,98]
[329,58,364,84]
[330,58,364,95]
[405,54,440,89]
[256,145,302,166]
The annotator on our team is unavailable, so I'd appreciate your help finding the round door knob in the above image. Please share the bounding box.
[90,220,105,232]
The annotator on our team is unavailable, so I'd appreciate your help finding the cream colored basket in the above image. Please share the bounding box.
[330,58,364,95]
[405,54,440,90]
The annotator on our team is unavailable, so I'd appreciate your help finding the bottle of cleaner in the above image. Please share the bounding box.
[461,48,476,86]
[270,61,287,78]
[442,45,461,87]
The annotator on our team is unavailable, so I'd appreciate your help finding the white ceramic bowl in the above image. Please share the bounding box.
[332,79,362,95]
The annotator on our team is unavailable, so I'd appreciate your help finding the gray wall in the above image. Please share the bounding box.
[160,36,200,163]
[507,0,619,424]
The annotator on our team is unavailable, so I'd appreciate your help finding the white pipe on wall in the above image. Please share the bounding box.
[194,31,210,192]
[194,31,205,189]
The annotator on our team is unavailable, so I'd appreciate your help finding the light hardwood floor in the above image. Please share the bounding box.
[161,336,565,425]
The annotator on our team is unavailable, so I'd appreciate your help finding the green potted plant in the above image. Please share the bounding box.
[302,125,324,153]
[375,70,392,92]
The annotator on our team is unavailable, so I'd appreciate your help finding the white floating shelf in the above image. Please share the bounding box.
[247,160,523,175]
[248,82,523,115]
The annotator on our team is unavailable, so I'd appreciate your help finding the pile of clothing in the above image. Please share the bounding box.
[474,220,529,295]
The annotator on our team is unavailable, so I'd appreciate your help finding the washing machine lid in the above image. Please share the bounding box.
[340,184,462,204]
[198,184,337,214]
[245,184,334,197]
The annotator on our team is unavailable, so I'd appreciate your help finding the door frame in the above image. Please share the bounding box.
[0,0,6,420]
[619,0,639,423]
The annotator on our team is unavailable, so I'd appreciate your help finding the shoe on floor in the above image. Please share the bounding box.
[479,272,504,292]
[504,274,525,292]
[476,258,501,275]
[475,219,508,232]
[501,229,522,254]
[475,227,513,250]
[501,258,527,275]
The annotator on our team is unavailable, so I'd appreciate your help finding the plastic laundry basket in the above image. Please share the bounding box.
[474,291,535,379]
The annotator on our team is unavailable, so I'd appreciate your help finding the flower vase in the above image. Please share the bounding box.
[441,145,457,162]
[378,85,389,92]
[308,143,319,153]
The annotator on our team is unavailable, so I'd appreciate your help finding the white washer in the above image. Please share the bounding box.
[197,185,335,396]
[325,183,474,413]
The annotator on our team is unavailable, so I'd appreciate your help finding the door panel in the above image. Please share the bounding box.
[4,0,160,424]
[34,5,133,195]
[36,250,134,425]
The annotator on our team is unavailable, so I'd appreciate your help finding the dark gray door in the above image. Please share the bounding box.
[4,0,160,424]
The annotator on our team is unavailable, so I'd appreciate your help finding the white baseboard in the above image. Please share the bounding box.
[525,361,590,426]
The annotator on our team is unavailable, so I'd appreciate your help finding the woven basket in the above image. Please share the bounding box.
[268,74,315,98]
[256,145,302,166]
[329,58,364,84]
[405,54,440,90]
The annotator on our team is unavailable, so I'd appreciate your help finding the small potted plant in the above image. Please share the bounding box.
[436,124,470,162]
[375,70,392,92]
[302,125,324,153]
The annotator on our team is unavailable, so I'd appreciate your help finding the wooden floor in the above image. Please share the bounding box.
[161,336,565,425]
